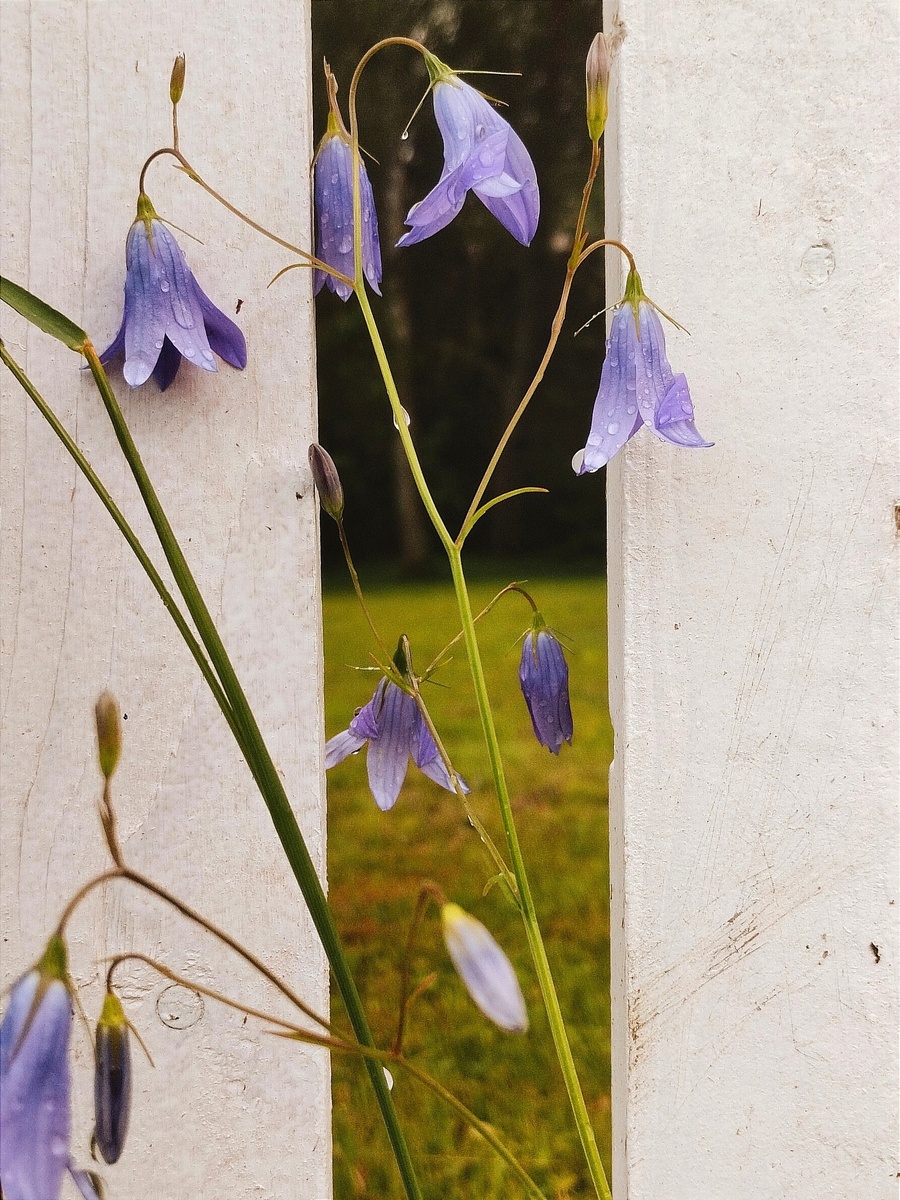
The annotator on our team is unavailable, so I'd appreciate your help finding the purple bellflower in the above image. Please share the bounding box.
[0,936,72,1200]
[100,192,247,391]
[326,678,466,811]
[397,53,539,248]
[573,268,713,473]
[313,68,382,301]
[441,903,528,1033]
[519,619,573,755]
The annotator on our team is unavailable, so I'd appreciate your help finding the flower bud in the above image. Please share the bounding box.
[519,619,573,755]
[585,33,611,141]
[170,54,186,105]
[441,903,528,1033]
[95,692,122,780]
[93,992,132,1165]
[308,443,344,522]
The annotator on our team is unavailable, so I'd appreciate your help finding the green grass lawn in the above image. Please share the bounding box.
[324,575,612,1199]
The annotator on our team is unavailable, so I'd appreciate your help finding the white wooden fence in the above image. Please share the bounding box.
[2,2,897,1198]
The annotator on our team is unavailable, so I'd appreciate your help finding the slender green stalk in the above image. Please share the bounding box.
[352,271,612,1200]
[69,344,422,1200]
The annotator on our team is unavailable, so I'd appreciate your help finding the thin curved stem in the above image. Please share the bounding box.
[57,868,330,1032]
[137,147,353,290]
[337,518,390,661]
[458,143,603,538]
[114,953,547,1200]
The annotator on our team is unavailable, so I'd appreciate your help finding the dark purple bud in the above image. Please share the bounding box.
[308,443,344,522]
[518,622,573,754]
[93,992,131,1165]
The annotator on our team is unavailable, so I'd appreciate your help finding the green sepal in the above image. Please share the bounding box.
[37,932,69,985]
[422,49,455,87]
[99,990,128,1029]
[0,276,88,352]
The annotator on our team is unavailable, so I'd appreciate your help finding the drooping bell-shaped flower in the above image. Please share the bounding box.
[573,268,713,473]
[99,192,247,391]
[441,903,528,1033]
[313,67,382,301]
[326,678,466,811]
[0,935,72,1200]
[519,618,573,755]
[397,52,539,248]
[93,991,132,1165]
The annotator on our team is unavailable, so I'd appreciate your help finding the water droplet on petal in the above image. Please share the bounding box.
[607,422,620,435]
[50,1135,67,1157]
[155,339,164,349]
[626,405,637,415]
[392,406,411,431]
[571,448,586,472]
[159,280,170,293]
[183,342,195,358]
[331,172,339,184]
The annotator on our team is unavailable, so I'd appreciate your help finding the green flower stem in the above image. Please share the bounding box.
[0,342,237,743]
[352,297,611,1198]
[447,550,612,1200]
[75,343,422,1200]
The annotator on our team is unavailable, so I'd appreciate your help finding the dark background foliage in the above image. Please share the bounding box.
[312,0,608,577]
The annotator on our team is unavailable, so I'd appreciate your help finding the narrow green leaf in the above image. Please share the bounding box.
[0,276,87,351]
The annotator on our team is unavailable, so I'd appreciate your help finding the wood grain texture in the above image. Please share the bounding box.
[603,2,898,1197]
[0,3,331,1196]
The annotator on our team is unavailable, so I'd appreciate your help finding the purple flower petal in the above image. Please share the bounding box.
[325,728,368,768]
[365,683,418,811]
[0,972,71,1200]
[576,305,644,473]
[654,373,714,448]
[151,337,182,391]
[398,77,539,247]
[194,284,248,370]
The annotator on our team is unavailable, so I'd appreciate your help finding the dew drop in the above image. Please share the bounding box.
[159,280,170,293]
[475,124,485,139]
[50,1136,67,1158]
[183,343,195,358]
[479,149,493,165]
[681,401,693,415]
[154,339,164,349]
[626,405,637,415]
[607,422,620,436]
[571,448,586,473]
[400,130,409,142]
[331,172,339,184]
[392,406,411,431]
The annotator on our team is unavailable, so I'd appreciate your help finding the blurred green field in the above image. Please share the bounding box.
[324,575,613,1199]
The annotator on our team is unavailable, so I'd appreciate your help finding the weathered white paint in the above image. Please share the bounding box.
[604,1,898,1197]
[0,3,331,1196]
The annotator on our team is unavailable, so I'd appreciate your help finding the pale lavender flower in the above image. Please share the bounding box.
[100,193,247,391]
[519,623,573,755]
[441,903,528,1033]
[397,56,539,248]
[573,269,713,473]
[326,678,465,811]
[0,938,72,1200]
